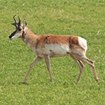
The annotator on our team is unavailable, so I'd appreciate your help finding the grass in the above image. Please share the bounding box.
[0,0,105,105]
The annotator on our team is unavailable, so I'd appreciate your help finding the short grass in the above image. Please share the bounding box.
[0,0,105,105]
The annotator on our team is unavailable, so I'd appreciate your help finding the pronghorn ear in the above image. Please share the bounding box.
[25,21,27,26]
[22,21,27,29]
[24,20,27,26]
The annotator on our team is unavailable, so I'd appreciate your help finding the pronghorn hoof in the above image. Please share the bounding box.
[21,81,29,85]
[96,78,99,82]
[50,78,54,83]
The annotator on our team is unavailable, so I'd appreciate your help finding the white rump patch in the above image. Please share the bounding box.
[78,37,87,51]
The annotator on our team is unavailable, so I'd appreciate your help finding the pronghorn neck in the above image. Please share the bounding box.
[21,27,38,49]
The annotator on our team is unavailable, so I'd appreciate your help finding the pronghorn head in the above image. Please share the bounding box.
[9,15,27,40]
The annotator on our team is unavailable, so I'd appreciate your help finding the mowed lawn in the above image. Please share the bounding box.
[0,0,105,105]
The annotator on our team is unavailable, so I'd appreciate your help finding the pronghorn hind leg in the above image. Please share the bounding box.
[80,55,99,82]
[70,54,85,83]
[22,56,42,84]
[44,55,54,82]
[85,57,99,81]
[76,60,85,83]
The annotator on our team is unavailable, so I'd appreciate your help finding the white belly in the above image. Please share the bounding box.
[44,44,70,55]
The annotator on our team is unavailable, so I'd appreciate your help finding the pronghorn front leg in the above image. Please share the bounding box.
[22,56,42,84]
[44,55,54,82]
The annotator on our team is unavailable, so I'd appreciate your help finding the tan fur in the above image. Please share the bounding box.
[22,28,82,56]
[9,22,99,83]
[36,35,79,48]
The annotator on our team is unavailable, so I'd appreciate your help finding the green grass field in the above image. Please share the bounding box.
[0,0,105,105]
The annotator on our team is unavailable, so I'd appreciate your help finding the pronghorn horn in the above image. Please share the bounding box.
[13,15,17,24]
[12,15,18,28]
[18,16,21,25]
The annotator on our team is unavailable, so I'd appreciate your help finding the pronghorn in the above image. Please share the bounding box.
[9,16,99,84]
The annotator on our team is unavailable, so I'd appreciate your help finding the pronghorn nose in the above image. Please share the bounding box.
[9,35,12,39]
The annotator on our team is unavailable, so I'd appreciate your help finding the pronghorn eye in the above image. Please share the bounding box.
[18,28,21,31]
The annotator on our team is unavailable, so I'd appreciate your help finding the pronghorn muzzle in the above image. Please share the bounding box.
[9,30,17,39]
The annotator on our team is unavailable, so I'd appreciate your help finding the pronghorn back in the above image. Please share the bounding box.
[35,35,87,57]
